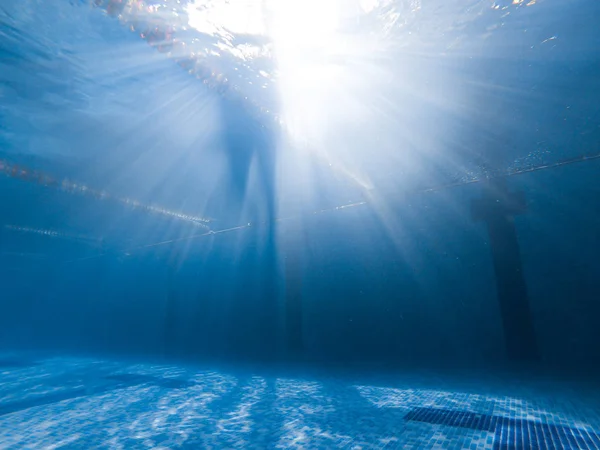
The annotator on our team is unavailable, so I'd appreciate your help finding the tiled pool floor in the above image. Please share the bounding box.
[0,354,599,449]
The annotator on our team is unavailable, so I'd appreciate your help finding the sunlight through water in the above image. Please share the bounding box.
[2,0,598,259]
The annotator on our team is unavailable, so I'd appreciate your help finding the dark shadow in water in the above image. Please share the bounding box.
[0,373,194,417]
[0,358,40,368]
[0,388,93,418]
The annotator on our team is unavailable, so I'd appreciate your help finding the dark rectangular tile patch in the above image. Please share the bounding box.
[495,418,600,450]
[404,407,498,432]
[405,407,600,450]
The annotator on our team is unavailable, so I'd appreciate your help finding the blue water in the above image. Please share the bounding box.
[1,0,600,448]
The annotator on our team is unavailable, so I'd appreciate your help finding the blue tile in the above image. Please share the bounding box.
[404,407,498,432]
[405,406,600,450]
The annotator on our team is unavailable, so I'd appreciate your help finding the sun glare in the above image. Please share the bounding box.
[270,0,341,49]
[185,0,372,192]
[185,0,350,130]
[186,1,267,36]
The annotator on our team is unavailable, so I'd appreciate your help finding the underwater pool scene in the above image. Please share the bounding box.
[1,0,599,448]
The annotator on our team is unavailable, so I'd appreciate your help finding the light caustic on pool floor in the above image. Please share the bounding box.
[0,355,599,449]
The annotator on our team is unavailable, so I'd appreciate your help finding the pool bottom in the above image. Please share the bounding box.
[0,353,598,449]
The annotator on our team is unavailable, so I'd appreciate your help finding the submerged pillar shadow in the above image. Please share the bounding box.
[283,221,304,359]
[472,177,539,362]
